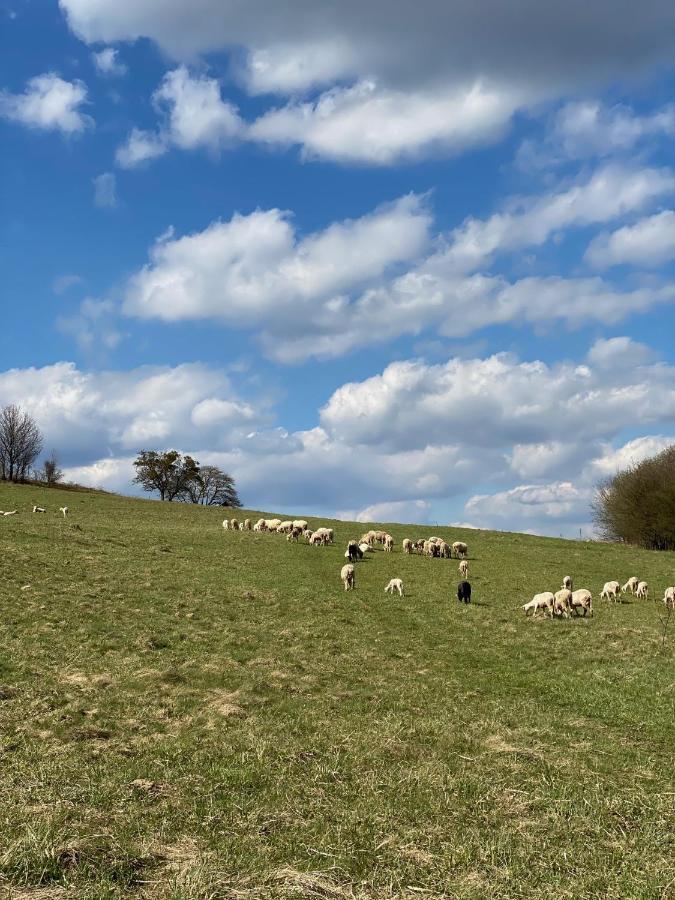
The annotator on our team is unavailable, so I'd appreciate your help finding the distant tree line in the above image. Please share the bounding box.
[593,444,675,550]
[132,449,241,507]
[0,403,63,485]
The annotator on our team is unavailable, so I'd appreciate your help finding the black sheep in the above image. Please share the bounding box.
[457,580,471,604]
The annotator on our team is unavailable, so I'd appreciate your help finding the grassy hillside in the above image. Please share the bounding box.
[0,483,673,899]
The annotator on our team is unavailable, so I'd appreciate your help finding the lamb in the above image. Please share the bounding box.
[457,580,472,604]
[439,541,451,559]
[230,518,240,531]
[553,589,572,618]
[340,564,355,591]
[562,575,573,591]
[2,510,17,517]
[452,541,468,559]
[309,532,324,546]
[59,507,68,517]
[402,538,413,554]
[600,581,621,602]
[243,518,252,531]
[458,560,469,578]
[570,589,593,617]
[663,587,675,610]
[621,577,639,595]
[33,506,46,513]
[384,578,404,597]
[314,527,333,544]
[636,581,649,600]
[287,526,303,542]
[346,540,361,562]
[522,592,555,617]
[383,535,394,552]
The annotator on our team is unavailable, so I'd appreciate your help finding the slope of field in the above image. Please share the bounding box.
[0,484,673,899]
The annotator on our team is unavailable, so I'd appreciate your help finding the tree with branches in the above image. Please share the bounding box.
[0,404,44,482]
[41,450,64,486]
[592,444,675,550]
[182,465,242,507]
[132,449,201,501]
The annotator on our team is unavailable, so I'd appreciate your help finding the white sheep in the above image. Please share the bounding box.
[358,542,372,554]
[383,535,394,552]
[621,577,639,595]
[340,564,355,591]
[600,581,621,602]
[522,592,555,617]
[458,560,469,578]
[292,520,308,531]
[452,541,468,559]
[59,507,68,517]
[33,506,46,513]
[553,589,572,618]
[562,575,573,591]
[384,578,404,597]
[402,538,413,554]
[243,518,252,530]
[230,518,240,531]
[2,510,17,517]
[636,581,649,600]
[570,589,593,617]
[266,519,282,531]
[663,587,675,610]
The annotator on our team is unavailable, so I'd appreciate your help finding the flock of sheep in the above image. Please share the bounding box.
[224,514,675,613]
[0,505,69,517]
[523,575,675,618]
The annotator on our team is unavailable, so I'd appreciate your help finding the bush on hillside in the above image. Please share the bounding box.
[593,444,675,550]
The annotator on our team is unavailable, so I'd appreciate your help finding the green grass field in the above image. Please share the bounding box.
[0,483,673,900]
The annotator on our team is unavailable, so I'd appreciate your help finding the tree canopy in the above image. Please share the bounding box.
[0,404,43,482]
[593,444,675,550]
[132,450,241,506]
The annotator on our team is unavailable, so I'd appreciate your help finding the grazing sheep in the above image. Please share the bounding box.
[553,589,572,618]
[276,521,294,533]
[457,580,472,604]
[340,564,355,591]
[384,578,404,597]
[314,527,334,544]
[522,592,555,617]
[292,520,308,531]
[358,542,372,555]
[459,560,469,578]
[562,575,573,591]
[346,540,361,562]
[3,510,17,517]
[383,535,394,552]
[243,518,252,530]
[222,519,230,530]
[600,581,621,602]
[402,538,413,554]
[230,518,240,531]
[452,541,468,559]
[287,526,303,542]
[309,532,324,546]
[570,589,593,617]
[59,507,68,517]
[33,506,46,513]
[621,577,639,595]
[636,581,649,600]
[663,587,675,610]
[266,519,282,530]
[413,539,426,553]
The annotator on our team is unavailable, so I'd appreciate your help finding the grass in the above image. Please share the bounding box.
[0,483,673,899]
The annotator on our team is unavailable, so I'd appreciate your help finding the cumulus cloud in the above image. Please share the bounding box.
[0,72,91,134]
[92,47,127,76]
[61,1,675,164]
[343,499,433,525]
[123,194,432,325]
[93,172,117,208]
[585,209,675,269]
[249,80,521,164]
[553,100,675,159]
[116,66,242,166]
[119,168,675,362]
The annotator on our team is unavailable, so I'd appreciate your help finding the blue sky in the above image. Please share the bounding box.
[2,0,675,535]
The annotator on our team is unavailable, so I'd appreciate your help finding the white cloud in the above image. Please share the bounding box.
[61,1,675,165]
[92,47,127,76]
[586,336,656,369]
[465,482,592,532]
[57,298,125,355]
[53,274,84,295]
[585,209,675,269]
[123,194,432,324]
[249,80,521,164]
[0,72,92,134]
[347,499,433,525]
[93,172,117,208]
[553,100,675,159]
[115,127,167,168]
[116,66,242,166]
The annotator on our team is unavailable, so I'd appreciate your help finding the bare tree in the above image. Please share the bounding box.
[41,450,64,486]
[0,404,43,482]
[181,465,242,506]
